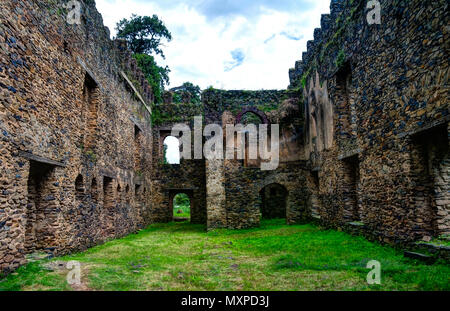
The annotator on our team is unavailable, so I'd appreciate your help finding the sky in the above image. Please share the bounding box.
[164,136,181,164]
[95,0,331,91]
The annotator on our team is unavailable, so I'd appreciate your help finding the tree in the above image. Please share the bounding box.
[174,193,190,208]
[171,82,202,104]
[116,14,172,104]
[116,14,172,58]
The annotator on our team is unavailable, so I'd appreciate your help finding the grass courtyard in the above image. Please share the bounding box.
[0,220,448,291]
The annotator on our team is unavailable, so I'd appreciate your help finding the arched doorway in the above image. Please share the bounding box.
[260,183,288,219]
[235,107,269,125]
[173,193,191,222]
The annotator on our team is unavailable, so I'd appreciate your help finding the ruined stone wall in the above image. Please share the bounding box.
[203,89,310,229]
[151,92,207,225]
[0,0,154,274]
[289,0,449,243]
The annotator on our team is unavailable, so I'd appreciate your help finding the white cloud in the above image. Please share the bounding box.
[95,0,330,90]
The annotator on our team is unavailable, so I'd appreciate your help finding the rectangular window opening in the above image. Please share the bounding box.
[103,177,114,209]
[83,73,99,151]
[336,62,356,147]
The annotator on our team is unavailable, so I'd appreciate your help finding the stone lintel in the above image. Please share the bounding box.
[338,148,361,161]
[99,168,116,179]
[398,116,450,139]
[158,127,174,132]
[134,175,144,185]
[130,116,144,133]
[164,188,197,192]
[404,251,436,264]
[77,57,103,91]
[348,221,365,227]
[19,151,66,167]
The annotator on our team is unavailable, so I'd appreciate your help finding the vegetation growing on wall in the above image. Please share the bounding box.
[202,88,297,116]
[116,14,172,108]
[335,49,346,69]
[133,53,170,105]
[171,82,202,104]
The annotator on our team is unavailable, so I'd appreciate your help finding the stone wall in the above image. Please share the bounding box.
[151,92,207,225]
[289,0,449,243]
[203,89,310,229]
[0,0,154,274]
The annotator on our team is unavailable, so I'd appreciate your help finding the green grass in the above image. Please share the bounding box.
[0,220,449,291]
[173,204,191,219]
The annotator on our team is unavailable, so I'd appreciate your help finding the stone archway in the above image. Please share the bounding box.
[259,183,288,220]
[235,107,269,125]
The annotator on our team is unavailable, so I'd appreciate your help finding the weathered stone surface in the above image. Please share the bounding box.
[0,0,153,274]
[202,89,309,229]
[289,0,449,244]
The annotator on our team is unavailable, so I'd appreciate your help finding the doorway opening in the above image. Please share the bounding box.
[260,183,288,220]
[173,193,191,222]
[25,161,57,254]
[411,123,449,238]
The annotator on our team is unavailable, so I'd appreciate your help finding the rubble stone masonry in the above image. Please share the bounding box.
[289,0,449,243]
[0,0,153,273]
[0,0,449,275]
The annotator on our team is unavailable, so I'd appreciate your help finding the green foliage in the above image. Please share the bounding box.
[116,14,172,58]
[172,82,202,104]
[300,66,313,89]
[152,110,166,126]
[256,104,278,113]
[335,49,346,69]
[133,53,169,105]
[172,92,182,104]
[163,143,169,164]
[241,113,263,125]
[174,193,190,207]
[116,15,172,110]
